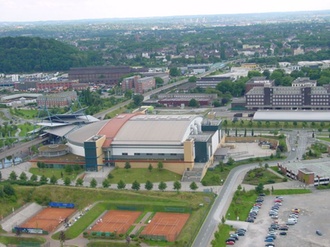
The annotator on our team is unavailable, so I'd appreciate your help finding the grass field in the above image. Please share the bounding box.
[243,167,284,185]
[18,123,35,137]
[12,109,38,119]
[226,190,258,221]
[87,242,134,247]
[108,168,182,184]
[29,167,83,181]
[317,137,330,142]
[271,189,311,195]
[0,235,46,245]
[211,224,234,247]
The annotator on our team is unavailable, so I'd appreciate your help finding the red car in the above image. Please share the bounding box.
[226,241,235,245]
[274,199,282,203]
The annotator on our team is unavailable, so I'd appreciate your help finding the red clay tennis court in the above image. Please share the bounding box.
[20,207,76,232]
[90,210,141,234]
[141,212,190,242]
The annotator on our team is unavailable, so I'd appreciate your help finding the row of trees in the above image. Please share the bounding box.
[4,170,199,192]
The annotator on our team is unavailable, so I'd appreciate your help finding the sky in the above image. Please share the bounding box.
[0,0,330,22]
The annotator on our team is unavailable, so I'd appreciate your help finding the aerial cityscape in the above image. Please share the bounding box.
[0,2,330,247]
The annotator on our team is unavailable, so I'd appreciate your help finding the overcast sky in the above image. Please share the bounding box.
[0,0,330,22]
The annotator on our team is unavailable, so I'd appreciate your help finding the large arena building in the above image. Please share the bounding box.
[66,113,222,174]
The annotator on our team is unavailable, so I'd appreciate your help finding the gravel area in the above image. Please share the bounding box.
[228,190,330,247]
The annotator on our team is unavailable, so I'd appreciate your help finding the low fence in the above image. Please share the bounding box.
[49,202,75,208]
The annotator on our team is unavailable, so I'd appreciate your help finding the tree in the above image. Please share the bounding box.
[221,216,226,224]
[50,175,58,185]
[30,174,38,182]
[65,165,73,175]
[9,171,17,180]
[173,181,181,192]
[76,178,83,186]
[3,184,15,196]
[59,231,66,244]
[39,175,48,184]
[90,178,97,188]
[148,164,153,172]
[102,179,110,188]
[188,76,197,82]
[64,177,71,186]
[19,172,28,181]
[145,180,153,190]
[255,183,264,194]
[132,94,144,107]
[227,157,234,166]
[169,67,180,77]
[188,98,200,107]
[190,181,198,191]
[155,77,164,87]
[158,181,167,191]
[117,180,126,189]
[124,161,131,170]
[131,180,140,191]
[157,161,164,171]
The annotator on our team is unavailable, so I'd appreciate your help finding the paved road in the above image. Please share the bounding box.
[192,129,312,247]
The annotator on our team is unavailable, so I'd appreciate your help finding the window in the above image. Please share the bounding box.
[134,153,140,155]
[122,153,128,156]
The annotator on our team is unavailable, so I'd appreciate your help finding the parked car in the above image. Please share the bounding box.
[226,238,236,243]
[279,226,288,231]
[292,208,300,213]
[226,240,235,245]
[265,243,275,247]
[279,231,287,235]
[316,230,322,236]
[264,237,274,242]
[230,234,239,240]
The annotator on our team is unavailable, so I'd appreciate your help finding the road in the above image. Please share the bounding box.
[93,63,226,119]
[192,130,310,247]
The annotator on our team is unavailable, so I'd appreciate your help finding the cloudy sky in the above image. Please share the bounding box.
[0,0,330,22]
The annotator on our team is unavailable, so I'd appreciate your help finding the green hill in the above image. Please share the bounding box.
[0,36,102,73]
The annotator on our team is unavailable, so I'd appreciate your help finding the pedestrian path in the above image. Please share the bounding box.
[130,212,153,235]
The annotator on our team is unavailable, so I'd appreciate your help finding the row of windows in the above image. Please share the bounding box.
[122,153,178,156]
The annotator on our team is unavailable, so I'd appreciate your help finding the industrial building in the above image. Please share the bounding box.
[68,66,148,86]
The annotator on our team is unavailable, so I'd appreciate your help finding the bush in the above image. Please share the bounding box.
[267,179,275,184]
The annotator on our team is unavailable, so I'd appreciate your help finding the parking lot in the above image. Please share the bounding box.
[229,190,330,247]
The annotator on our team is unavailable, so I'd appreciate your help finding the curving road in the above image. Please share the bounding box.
[192,129,313,247]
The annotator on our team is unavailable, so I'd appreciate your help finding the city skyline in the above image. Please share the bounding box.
[0,0,329,22]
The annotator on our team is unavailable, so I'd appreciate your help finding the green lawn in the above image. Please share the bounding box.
[12,109,38,119]
[0,236,46,245]
[18,123,35,137]
[87,242,134,247]
[243,167,284,185]
[108,168,182,184]
[271,189,311,195]
[29,167,83,181]
[226,190,257,221]
[211,224,234,247]
[317,137,330,142]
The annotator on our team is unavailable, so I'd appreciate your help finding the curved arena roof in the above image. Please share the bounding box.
[66,114,202,147]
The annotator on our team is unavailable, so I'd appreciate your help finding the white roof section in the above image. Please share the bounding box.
[1,93,42,101]
[37,122,69,127]
[113,115,203,145]
[44,125,78,137]
[77,115,100,122]
[254,110,330,122]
